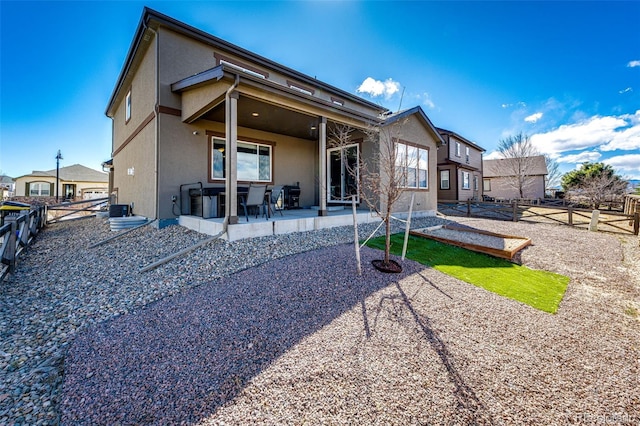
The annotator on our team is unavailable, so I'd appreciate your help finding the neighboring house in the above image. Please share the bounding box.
[483,155,548,200]
[14,164,109,200]
[436,128,485,201]
[1,175,15,200]
[105,7,443,232]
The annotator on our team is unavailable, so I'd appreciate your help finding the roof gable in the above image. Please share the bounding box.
[382,106,445,146]
[16,164,108,182]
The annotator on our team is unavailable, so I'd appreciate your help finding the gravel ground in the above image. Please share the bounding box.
[2,215,639,424]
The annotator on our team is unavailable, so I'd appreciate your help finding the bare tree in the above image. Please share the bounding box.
[562,162,628,209]
[494,133,546,199]
[544,154,561,192]
[329,118,411,270]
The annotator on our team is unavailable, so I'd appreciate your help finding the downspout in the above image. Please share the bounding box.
[145,22,160,224]
[222,73,240,234]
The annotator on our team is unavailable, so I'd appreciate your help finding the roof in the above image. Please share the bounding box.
[106,7,388,117]
[16,164,108,182]
[436,127,486,152]
[0,175,14,184]
[483,156,548,177]
[382,107,445,147]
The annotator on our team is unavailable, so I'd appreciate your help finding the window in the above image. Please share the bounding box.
[483,178,491,191]
[465,146,470,162]
[462,171,470,190]
[395,141,428,189]
[474,175,478,191]
[211,137,272,182]
[455,141,461,157]
[125,89,131,123]
[29,182,51,196]
[440,170,450,190]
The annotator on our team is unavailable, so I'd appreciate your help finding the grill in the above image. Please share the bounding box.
[282,185,300,209]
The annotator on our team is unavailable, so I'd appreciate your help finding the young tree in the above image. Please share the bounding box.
[494,133,546,198]
[561,162,628,209]
[329,118,411,271]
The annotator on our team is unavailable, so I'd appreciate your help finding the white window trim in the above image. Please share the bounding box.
[125,90,131,123]
[440,170,450,190]
[29,182,51,196]
[462,171,470,190]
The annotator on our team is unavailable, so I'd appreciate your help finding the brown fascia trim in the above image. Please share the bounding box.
[158,105,181,116]
[436,127,486,153]
[132,8,386,112]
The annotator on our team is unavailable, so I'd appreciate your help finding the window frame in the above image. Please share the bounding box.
[395,140,429,190]
[209,135,274,183]
[29,181,51,196]
[455,141,461,157]
[483,178,491,192]
[440,169,450,190]
[125,89,131,123]
[461,171,470,190]
[465,146,470,163]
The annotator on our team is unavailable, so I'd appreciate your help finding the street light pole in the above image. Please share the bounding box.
[55,150,63,202]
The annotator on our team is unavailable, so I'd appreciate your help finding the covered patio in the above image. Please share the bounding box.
[179,205,384,241]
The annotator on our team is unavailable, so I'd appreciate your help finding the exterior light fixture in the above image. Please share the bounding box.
[252,112,259,117]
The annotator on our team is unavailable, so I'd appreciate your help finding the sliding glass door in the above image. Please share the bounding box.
[327,144,359,203]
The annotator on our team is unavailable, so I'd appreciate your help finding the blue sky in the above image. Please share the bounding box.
[1,1,639,182]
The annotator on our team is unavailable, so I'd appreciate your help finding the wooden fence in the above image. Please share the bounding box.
[1,207,47,281]
[46,197,109,224]
[438,199,639,236]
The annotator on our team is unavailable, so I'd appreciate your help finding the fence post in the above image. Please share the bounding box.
[634,212,639,236]
[466,199,471,217]
[512,201,518,222]
[6,221,17,274]
[568,206,573,226]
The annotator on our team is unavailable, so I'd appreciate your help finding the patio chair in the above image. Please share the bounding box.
[269,185,284,217]
[239,184,268,221]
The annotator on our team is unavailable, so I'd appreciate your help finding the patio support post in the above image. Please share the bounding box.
[226,91,239,224]
[318,117,327,216]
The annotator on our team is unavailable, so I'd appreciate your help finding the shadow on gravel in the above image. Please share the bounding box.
[394,282,493,424]
[60,245,427,424]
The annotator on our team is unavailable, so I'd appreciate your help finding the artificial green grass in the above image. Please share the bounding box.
[366,234,570,314]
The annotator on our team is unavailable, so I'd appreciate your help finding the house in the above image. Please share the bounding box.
[0,175,15,200]
[482,155,548,200]
[14,164,109,201]
[105,8,443,239]
[436,128,485,201]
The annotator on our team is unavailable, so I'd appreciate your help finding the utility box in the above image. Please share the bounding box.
[109,204,130,217]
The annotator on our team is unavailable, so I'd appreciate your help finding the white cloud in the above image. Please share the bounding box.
[556,151,602,164]
[483,150,502,160]
[600,111,640,151]
[356,77,400,99]
[530,112,639,156]
[618,87,633,94]
[604,153,640,179]
[420,92,436,109]
[501,101,526,109]
[524,112,543,123]
[627,60,640,68]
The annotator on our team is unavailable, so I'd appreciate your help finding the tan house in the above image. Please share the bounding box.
[14,164,109,201]
[436,128,485,201]
[483,155,548,201]
[105,8,443,239]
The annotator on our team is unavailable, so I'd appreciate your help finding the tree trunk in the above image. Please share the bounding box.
[384,205,392,265]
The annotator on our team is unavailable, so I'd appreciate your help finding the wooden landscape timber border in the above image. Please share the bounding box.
[438,200,639,236]
[1,207,47,281]
[410,224,532,260]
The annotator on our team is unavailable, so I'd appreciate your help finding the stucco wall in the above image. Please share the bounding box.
[378,115,439,215]
[484,176,546,200]
[155,117,318,220]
